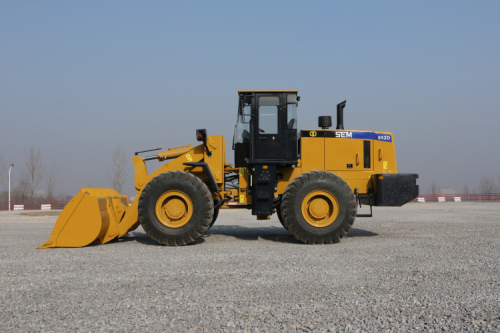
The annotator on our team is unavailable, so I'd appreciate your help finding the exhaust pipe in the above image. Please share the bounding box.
[336,100,346,130]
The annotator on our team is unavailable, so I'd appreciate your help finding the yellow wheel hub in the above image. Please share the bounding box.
[301,190,339,228]
[155,191,193,228]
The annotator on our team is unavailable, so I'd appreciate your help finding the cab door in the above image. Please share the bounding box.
[251,93,286,162]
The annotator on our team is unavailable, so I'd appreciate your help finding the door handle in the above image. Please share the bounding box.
[379,149,382,160]
[356,154,359,165]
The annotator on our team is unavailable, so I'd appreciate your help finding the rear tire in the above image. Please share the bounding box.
[209,207,219,229]
[138,171,213,246]
[281,171,356,244]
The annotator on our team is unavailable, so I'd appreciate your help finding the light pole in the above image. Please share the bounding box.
[8,164,14,211]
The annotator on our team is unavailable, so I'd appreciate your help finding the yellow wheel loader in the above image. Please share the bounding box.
[38,90,418,248]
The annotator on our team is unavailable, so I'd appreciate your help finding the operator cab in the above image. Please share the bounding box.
[233,90,299,167]
[232,90,300,216]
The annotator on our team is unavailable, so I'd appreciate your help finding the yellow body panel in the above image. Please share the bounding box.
[300,135,324,173]
[373,134,397,174]
[325,134,372,171]
[276,129,398,195]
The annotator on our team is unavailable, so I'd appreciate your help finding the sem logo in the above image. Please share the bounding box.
[336,131,352,138]
[309,131,317,137]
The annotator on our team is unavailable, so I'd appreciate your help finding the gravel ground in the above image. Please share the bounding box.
[0,202,499,332]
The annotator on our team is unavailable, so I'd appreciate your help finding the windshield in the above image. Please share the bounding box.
[232,103,251,149]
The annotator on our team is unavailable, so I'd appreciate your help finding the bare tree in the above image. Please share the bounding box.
[0,155,7,191]
[462,184,470,195]
[427,181,439,195]
[45,162,59,201]
[18,146,45,200]
[107,144,130,193]
[0,156,7,200]
[478,175,496,194]
[14,177,30,201]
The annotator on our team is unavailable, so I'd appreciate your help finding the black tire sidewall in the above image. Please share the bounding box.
[209,207,219,229]
[282,171,356,243]
[291,177,351,235]
[139,171,213,243]
[276,207,287,230]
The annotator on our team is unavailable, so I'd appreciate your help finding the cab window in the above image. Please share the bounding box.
[287,94,298,129]
[258,96,279,134]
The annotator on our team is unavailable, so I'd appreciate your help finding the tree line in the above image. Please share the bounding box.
[428,176,500,195]
[0,144,130,202]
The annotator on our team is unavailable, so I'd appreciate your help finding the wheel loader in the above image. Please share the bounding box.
[38,90,418,248]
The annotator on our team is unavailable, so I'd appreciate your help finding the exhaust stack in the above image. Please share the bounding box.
[336,100,346,130]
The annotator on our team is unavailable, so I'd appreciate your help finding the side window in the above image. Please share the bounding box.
[287,94,298,130]
[258,96,279,134]
[287,103,297,129]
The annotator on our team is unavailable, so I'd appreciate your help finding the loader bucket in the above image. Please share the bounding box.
[37,188,133,249]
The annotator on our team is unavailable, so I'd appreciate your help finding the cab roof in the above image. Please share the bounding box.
[238,90,298,93]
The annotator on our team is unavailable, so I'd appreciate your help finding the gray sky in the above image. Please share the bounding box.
[1,1,499,197]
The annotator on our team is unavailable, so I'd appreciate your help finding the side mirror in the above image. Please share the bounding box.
[196,129,207,142]
[196,129,212,157]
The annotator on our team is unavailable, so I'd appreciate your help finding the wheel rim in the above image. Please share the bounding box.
[301,190,339,227]
[155,191,193,228]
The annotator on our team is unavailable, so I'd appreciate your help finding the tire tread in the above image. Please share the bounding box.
[138,171,213,246]
[281,171,357,245]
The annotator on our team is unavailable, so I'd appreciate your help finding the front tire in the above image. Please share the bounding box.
[138,171,213,246]
[209,207,219,229]
[276,208,288,230]
[281,171,357,244]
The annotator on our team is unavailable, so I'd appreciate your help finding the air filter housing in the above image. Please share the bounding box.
[318,116,332,129]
